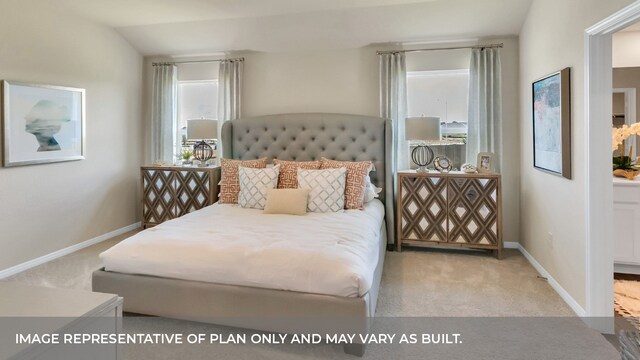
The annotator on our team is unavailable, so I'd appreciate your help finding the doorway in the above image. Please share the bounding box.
[586,2,640,325]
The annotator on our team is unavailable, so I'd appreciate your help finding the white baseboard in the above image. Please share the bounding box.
[504,241,519,249]
[515,243,587,317]
[615,262,640,275]
[0,222,141,279]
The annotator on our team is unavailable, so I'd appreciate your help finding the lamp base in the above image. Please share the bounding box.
[411,145,434,173]
[193,140,214,166]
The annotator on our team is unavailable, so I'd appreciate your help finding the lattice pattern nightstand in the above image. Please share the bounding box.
[397,170,502,258]
[141,166,220,228]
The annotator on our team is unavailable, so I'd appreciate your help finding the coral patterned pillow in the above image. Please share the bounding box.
[219,158,267,204]
[272,159,321,189]
[319,158,373,210]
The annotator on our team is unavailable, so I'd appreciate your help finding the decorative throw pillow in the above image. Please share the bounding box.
[363,176,383,203]
[264,188,311,215]
[238,165,280,210]
[219,158,267,204]
[297,168,347,213]
[272,159,321,189]
[319,158,373,210]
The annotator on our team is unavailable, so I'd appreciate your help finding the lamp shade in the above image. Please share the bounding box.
[405,117,441,141]
[187,119,218,140]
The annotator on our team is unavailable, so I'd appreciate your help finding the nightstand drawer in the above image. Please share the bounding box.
[400,176,447,242]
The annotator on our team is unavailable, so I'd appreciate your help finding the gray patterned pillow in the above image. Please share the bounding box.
[238,165,280,210]
[297,168,347,213]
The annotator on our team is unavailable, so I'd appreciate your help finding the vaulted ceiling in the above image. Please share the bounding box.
[54,0,533,55]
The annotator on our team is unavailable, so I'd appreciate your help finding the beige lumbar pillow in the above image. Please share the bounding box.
[264,188,310,215]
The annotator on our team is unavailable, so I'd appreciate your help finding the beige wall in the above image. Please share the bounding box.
[240,48,379,117]
[519,0,633,308]
[0,1,144,270]
[613,68,640,122]
[613,31,640,68]
[613,67,640,156]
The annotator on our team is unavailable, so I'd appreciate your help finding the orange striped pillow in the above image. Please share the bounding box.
[319,157,373,210]
[273,159,321,189]
[219,158,267,204]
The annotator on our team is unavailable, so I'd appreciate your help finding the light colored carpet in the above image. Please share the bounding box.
[3,233,618,359]
[614,278,640,337]
[615,279,640,317]
[3,233,574,317]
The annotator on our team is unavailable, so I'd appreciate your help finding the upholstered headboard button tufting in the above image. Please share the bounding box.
[221,113,394,244]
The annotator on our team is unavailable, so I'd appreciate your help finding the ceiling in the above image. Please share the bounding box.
[55,0,439,27]
[55,0,534,55]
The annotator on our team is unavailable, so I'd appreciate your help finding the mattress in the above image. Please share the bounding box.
[99,200,385,298]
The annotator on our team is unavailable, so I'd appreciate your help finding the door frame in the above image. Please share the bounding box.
[585,2,640,321]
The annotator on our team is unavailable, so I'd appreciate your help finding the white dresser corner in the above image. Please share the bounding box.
[614,176,640,274]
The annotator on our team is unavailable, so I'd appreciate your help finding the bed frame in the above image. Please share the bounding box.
[92,113,393,356]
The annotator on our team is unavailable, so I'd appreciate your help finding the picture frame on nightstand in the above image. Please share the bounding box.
[477,152,495,173]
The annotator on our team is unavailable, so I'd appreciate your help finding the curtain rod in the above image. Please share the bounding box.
[376,43,503,55]
[152,57,244,66]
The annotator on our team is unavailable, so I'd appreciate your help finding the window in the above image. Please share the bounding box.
[407,69,469,143]
[407,69,469,167]
[176,80,218,153]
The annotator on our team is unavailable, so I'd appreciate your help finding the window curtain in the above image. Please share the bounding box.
[151,63,178,164]
[466,48,502,171]
[217,59,244,156]
[379,52,408,172]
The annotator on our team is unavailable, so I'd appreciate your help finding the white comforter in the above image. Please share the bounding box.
[99,200,385,298]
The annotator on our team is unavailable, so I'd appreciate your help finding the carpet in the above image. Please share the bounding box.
[615,279,640,332]
[1,235,619,359]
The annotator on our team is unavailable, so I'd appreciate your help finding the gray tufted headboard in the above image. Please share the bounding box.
[221,113,394,245]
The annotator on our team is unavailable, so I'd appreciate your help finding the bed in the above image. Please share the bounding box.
[92,113,394,356]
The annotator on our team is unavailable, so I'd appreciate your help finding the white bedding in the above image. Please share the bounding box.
[99,200,385,298]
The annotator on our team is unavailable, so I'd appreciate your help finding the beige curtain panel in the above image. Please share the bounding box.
[379,52,408,172]
[466,48,502,171]
[151,63,178,164]
[217,59,244,156]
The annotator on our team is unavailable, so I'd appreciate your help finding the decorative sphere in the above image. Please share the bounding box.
[411,145,434,167]
[193,142,214,162]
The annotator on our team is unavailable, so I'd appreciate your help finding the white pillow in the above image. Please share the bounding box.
[363,176,383,203]
[238,165,280,210]
[297,168,347,213]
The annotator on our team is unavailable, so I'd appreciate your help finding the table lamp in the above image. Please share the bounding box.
[405,116,441,173]
[187,119,218,166]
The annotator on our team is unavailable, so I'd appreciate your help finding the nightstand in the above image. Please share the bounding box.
[141,165,221,228]
[397,170,502,258]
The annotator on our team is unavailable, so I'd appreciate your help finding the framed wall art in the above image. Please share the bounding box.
[532,67,571,179]
[2,81,85,167]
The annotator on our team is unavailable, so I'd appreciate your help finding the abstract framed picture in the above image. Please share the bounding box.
[2,81,85,167]
[532,67,571,179]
